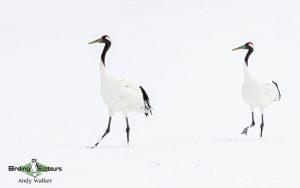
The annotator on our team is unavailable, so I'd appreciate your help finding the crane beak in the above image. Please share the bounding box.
[88,38,103,44]
[232,45,246,51]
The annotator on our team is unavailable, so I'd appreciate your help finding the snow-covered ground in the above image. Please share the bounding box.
[1,0,300,187]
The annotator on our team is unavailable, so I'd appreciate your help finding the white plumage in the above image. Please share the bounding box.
[100,69,146,115]
[88,35,152,148]
[242,68,280,107]
[233,42,281,137]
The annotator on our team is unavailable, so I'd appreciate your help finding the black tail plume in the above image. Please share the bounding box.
[272,81,281,101]
[139,86,152,116]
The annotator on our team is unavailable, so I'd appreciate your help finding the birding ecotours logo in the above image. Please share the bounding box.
[8,159,62,179]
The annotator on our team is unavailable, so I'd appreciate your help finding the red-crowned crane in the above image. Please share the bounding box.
[233,42,281,137]
[88,35,152,148]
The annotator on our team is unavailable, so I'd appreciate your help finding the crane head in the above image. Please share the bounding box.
[232,42,254,51]
[88,35,111,44]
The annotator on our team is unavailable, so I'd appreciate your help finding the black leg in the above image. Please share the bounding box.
[101,116,112,140]
[260,114,264,138]
[250,112,255,127]
[242,112,255,135]
[126,117,130,144]
[88,116,112,148]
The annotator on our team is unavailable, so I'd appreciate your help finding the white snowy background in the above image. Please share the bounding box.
[0,0,300,187]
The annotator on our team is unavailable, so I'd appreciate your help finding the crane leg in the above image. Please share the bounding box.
[260,114,264,138]
[250,112,255,127]
[242,111,255,135]
[126,117,130,144]
[100,116,112,140]
[88,116,112,149]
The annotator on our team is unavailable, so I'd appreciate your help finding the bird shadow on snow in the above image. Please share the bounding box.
[36,144,134,150]
[201,136,288,143]
[161,136,289,146]
[6,137,289,151]
[8,144,142,151]
[86,145,131,150]
[212,137,263,142]
[79,137,288,150]
[84,144,161,151]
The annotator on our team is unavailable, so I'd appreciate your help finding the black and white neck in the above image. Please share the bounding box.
[244,46,253,67]
[101,40,111,66]
[232,42,254,67]
[88,35,112,67]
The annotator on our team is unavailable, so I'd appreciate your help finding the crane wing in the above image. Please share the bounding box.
[119,79,141,91]
[117,78,152,116]
[263,81,281,101]
[117,79,145,112]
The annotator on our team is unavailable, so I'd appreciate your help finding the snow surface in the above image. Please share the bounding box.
[1,0,300,187]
